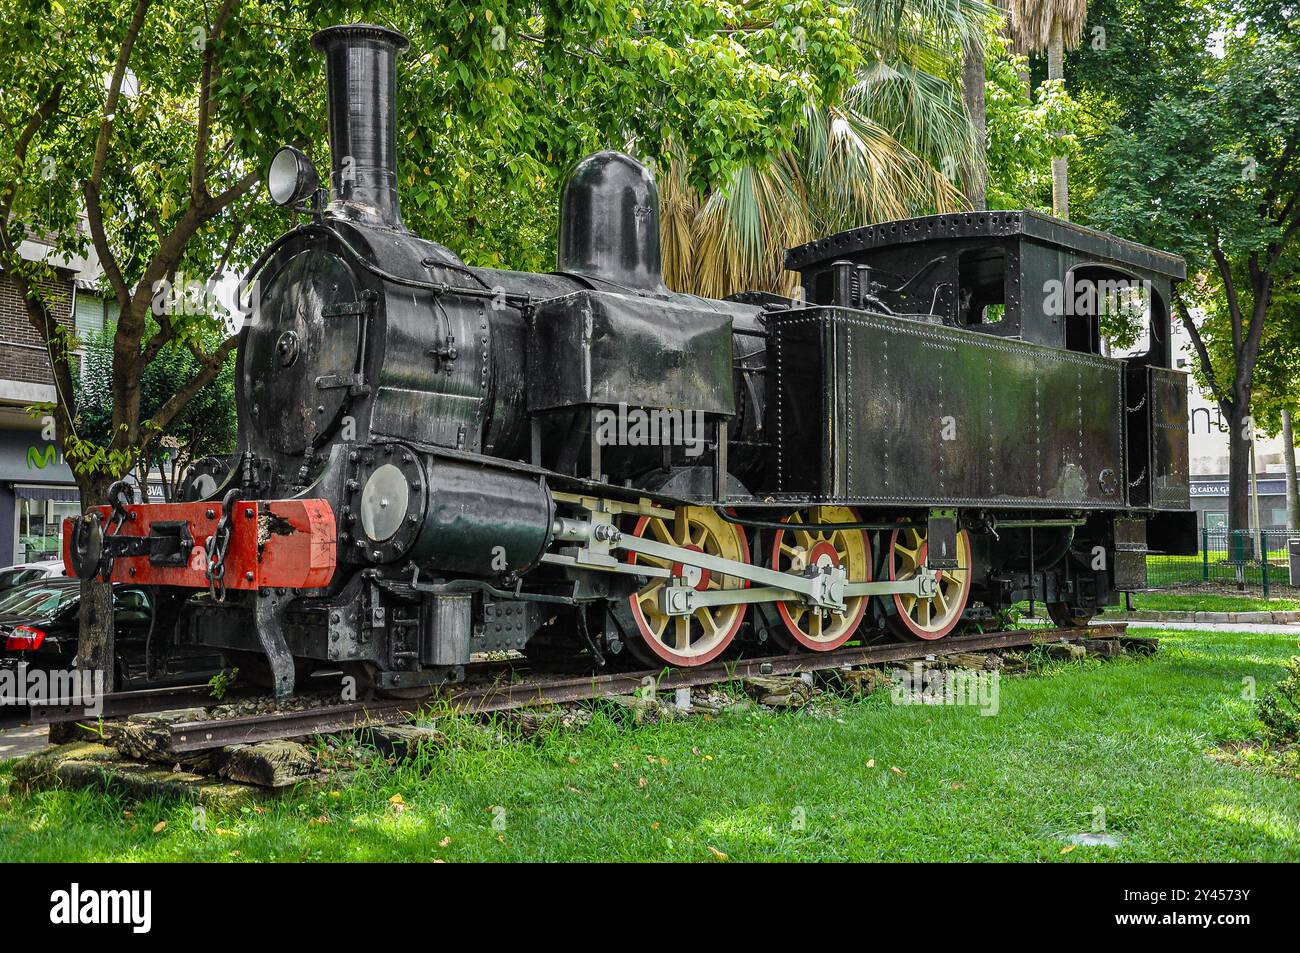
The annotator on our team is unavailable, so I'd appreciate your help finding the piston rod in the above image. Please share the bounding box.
[554,518,938,612]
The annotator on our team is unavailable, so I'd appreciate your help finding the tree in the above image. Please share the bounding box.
[1065,0,1215,121]
[983,30,1081,210]
[961,28,989,210]
[961,0,1031,211]
[0,0,863,684]
[1284,410,1300,532]
[1003,0,1088,217]
[661,0,991,297]
[1224,264,1300,530]
[0,0,306,684]
[1086,27,1300,533]
[75,321,237,501]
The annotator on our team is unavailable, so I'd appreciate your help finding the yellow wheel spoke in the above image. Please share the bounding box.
[674,616,691,651]
[637,580,665,605]
[886,526,973,637]
[627,504,750,661]
[768,509,870,649]
[895,543,920,561]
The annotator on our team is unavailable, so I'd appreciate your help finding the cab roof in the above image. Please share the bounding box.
[785,209,1186,281]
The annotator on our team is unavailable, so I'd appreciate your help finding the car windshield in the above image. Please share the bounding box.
[0,584,77,619]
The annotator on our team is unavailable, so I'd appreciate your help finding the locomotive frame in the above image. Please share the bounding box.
[65,23,1195,698]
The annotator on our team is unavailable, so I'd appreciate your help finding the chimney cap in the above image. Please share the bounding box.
[311,23,410,54]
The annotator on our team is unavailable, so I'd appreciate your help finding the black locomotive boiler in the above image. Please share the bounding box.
[67,23,1195,698]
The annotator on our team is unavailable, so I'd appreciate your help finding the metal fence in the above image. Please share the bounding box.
[1146,529,1300,596]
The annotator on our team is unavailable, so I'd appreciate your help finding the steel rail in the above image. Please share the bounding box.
[162,624,1127,754]
[20,683,226,728]
[18,677,344,729]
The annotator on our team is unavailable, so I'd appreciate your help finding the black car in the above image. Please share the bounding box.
[0,577,224,689]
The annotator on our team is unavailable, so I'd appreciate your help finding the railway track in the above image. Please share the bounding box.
[0,683,225,733]
[8,624,1129,755]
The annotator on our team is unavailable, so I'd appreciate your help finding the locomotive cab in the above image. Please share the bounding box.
[786,210,1184,356]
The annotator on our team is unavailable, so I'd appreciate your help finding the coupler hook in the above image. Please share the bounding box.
[205,487,240,603]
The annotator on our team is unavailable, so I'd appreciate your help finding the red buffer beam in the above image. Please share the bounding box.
[62,499,336,591]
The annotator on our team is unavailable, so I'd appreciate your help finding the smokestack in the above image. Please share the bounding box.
[311,24,409,229]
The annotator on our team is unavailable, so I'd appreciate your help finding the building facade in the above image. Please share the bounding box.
[1173,321,1296,532]
[0,235,110,566]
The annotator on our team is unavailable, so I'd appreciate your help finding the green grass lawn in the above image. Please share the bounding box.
[1147,552,1294,589]
[1,628,1298,861]
[1105,593,1300,613]
[1017,593,1300,615]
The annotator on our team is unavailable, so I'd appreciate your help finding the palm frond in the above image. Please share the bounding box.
[689,156,816,298]
[851,58,977,173]
[658,0,985,297]
[1002,0,1089,54]
[849,0,994,54]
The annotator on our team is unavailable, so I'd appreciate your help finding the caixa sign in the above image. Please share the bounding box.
[1191,479,1286,497]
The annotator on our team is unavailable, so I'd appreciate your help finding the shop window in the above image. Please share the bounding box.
[16,499,80,562]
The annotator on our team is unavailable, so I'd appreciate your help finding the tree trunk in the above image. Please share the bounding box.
[1047,21,1068,220]
[961,38,987,210]
[76,475,117,691]
[1225,403,1252,534]
[1283,408,1300,531]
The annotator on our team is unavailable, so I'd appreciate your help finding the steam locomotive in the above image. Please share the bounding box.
[66,23,1195,698]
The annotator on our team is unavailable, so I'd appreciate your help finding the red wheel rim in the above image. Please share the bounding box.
[887,526,971,640]
[626,508,749,666]
[769,507,871,652]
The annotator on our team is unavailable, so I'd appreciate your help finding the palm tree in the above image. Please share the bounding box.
[661,0,993,298]
[1002,0,1088,218]
[961,31,988,210]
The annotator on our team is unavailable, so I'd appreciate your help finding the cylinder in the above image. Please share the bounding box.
[409,460,555,576]
[311,23,409,229]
